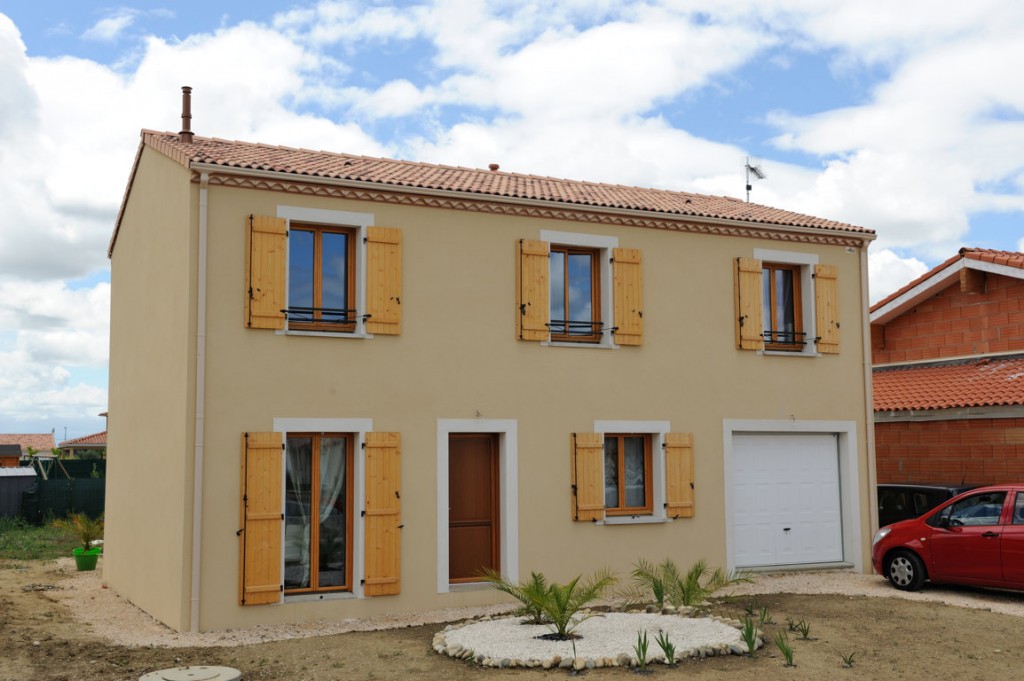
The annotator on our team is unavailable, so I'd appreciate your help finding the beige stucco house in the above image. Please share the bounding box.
[107,111,877,632]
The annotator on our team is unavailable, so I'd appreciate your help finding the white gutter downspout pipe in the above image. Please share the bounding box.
[190,170,209,632]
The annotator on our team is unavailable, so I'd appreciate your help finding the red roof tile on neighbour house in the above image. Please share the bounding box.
[871,248,1024,313]
[873,356,1024,412]
[58,431,107,448]
[0,434,56,453]
[132,130,872,234]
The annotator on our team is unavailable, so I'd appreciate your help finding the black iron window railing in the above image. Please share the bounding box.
[284,307,358,326]
[762,329,806,346]
[549,319,606,337]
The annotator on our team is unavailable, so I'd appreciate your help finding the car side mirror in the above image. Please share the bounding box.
[936,515,951,528]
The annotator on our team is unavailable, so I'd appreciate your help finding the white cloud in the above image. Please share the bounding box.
[867,248,930,304]
[81,10,137,42]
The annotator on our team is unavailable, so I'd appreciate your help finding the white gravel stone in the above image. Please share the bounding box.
[442,613,742,664]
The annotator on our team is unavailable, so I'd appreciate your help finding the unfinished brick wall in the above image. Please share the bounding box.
[872,273,1024,364]
[876,418,1024,483]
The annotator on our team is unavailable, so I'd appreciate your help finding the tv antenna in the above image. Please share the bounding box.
[745,156,766,202]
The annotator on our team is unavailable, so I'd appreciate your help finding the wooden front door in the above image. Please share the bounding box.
[449,433,500,582]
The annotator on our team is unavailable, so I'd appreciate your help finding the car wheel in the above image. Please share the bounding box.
[886,550,925,591]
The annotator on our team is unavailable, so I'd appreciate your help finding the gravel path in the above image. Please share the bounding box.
[48,561,1024,649]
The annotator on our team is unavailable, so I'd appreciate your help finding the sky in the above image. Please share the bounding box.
[1,1,1023,440]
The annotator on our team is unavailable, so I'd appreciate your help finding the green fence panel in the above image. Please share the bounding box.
[20,478,105,523]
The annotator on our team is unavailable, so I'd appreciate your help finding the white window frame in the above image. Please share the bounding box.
[721,419,862,572]
[593,420,672,525]
[540,230,619,349]
[436,419,519,593]
[276,206,375,338]
[753,248,819,357]
[273,417,373,601]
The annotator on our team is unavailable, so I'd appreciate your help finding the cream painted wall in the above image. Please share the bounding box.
[106,148,197,631]
[182,181,873,631]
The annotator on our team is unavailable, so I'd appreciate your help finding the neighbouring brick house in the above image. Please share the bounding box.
[871,248,1024,483]
[0,434,56,462]
[58,431,108,459]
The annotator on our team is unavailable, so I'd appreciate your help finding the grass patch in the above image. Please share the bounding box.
[0,517,78,560]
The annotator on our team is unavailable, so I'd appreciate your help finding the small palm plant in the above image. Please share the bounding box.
[53,513,103,552]
[538,569,617,638]
[481,568,617,639]
[623,557,751,609]
[479,569,551,624]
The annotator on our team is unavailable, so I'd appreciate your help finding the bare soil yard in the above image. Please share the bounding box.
[3,557,1024,681]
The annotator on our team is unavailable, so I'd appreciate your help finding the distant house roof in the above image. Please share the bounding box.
[58,431,108,448]
[871,248,1024,324]
[110,130,874,256]
[874,355,1024,412]
[0,444,21,458]
[0,434,55,454]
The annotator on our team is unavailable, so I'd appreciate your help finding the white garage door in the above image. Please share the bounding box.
[732,432,843,568]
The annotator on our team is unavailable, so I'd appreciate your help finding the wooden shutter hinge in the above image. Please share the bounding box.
[398,524,404,529]
[520,303,527,316]
[236,528,243,536]
[571,484,578,497]
[395,491,400,499]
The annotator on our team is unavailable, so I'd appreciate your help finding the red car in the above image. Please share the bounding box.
[872,484,1024,591]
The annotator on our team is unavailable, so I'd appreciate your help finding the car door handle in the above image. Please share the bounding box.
[982,531,999,538]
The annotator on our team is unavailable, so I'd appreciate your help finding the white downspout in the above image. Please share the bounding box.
[190,172,210,632]
[860,244,879,557]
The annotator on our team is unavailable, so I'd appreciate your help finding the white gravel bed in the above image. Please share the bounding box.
[441,612,743,664]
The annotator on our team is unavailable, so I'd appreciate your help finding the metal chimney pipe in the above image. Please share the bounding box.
[179,86,194,143]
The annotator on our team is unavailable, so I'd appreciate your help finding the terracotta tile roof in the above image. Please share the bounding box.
[872,248,1024,312]
[58,431,107,448]
[138,130,872,235]
[0,434,56,454]
[873,356,1024,411]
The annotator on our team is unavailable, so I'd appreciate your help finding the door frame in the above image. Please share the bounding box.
[722,419,863,573]
[437,419,519,593]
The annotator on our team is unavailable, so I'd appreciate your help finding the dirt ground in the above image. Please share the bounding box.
[4,558,1024,681]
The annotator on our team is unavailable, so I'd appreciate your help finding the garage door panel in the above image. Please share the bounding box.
[732,433,843,568]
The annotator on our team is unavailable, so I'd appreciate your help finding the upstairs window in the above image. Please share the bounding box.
[550,245,601,343]
[761,263,804,350]
[734,253,839,355]
[288,225,356,332]
[516,234,643,347]
[244,211,402,336]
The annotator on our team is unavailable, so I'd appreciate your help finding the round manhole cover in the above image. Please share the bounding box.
[139,666,242,681]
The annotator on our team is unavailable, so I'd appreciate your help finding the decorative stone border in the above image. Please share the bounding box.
[432,610,765,670]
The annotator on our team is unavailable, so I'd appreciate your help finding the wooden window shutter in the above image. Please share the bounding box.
[239,432,283,606]
[664,432,695,519]
[571,432,605,522]
[612,247,644,346]
[516,239,550,341]
[366,227,403,335]
[245,215,287,330]
[734,257,764,351]
[364,432,401,596]
[814,264,840,354]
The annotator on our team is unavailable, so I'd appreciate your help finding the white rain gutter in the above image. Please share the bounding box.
[190,171,210,632]
[860,244,879,539]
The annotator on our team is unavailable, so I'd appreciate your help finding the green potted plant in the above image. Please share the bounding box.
[55,513,104,571]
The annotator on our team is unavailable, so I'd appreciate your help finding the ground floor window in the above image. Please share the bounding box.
[603,433,652,515]
[284,433,354,593]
